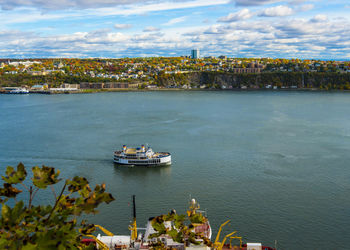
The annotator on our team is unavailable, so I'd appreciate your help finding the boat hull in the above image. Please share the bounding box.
[7,90,29,94]
[114,155,171,166]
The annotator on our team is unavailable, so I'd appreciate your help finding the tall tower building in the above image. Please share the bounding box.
[191,49,200,59]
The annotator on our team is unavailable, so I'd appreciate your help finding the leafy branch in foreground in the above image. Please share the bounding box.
[150,210,213,249]
[0,163,115,249]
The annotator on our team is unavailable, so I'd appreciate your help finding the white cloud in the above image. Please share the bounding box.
[143,26,160,32]
[310,14,328,22]
[1,17,349,59]
[218,9,253,22]
[0,0,230,26]
[0,0,230,11]
[94,0,229,16]
[203,25,225,34]
[234,0,309,6]
[133,32,164,41]
[114,23,132,29]
[163,16,187,26]
[309,45,326,50]
[234,0,281,6]
[298,4,314,12]
[0,0,348,59]
[288,0,307,4]
[0,0,144,10]
[259,5,293,17]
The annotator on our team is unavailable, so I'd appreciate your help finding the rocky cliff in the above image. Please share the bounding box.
[157,71,350,90]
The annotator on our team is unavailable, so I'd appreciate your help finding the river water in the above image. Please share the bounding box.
[1,91,350,249]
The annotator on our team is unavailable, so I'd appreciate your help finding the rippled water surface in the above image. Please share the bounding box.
[1,91,350,249]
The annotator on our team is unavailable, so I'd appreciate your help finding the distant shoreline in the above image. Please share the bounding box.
[1,87,350,95]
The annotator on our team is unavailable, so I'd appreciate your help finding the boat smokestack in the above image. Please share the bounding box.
[141,145,145,152]
[123,145,127,152]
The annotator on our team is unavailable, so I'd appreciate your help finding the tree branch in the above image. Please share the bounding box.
[20,182,30,192]
[28,186,33,209]
[31,187,40,204]
[45,182,66,222]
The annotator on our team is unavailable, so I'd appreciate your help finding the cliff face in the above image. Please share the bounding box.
[158,72,241,87]
[157,72,350,89]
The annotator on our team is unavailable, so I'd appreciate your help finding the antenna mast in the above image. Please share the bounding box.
[130,195,138,241]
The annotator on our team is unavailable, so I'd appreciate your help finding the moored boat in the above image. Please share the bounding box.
[82,197,275,250]
[5,87,29,94]
[114,145,171,166]
[87,197,212,249]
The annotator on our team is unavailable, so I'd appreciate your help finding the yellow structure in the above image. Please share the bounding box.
[95,224,114,236]
[187,198,200,217]
[81,224,113,250]
[230,236,243,248]
[129,218,138,241]
[84,234,109,250]
[214,220,230,244]
[213,220,243,250]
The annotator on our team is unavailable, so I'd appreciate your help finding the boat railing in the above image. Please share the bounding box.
[116,156,148,160]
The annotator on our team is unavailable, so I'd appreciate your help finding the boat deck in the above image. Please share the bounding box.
[125,148,137,154]
[194,223,211,239]
[114,151,171,159]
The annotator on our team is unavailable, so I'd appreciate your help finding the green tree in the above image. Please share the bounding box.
[0,163,114,249]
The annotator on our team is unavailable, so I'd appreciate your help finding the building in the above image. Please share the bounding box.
[31,84,48,91]
[79,82,132,89]
[27,71,49,76]
[104,82,129,88]
[90,83,104,89]
[231,68,261,73]
[79,82,91,89]
[61,83,79,89]
[191,49,200,59]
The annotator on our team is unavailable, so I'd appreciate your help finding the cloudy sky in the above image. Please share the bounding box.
[0,0,349,59]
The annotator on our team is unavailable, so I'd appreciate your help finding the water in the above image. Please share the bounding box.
[1,91,350,249]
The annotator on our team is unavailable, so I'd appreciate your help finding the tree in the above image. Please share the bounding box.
[0,163,114,249]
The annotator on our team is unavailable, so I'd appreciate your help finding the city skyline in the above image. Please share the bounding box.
[0,0,349,59]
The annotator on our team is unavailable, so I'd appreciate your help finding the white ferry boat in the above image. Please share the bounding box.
[113,145,171,166]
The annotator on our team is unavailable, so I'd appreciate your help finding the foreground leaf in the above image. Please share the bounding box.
[2,163,27,184]
[32,166,61,189]
[0,183,22,198]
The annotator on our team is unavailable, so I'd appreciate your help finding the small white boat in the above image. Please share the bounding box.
[114,145,171,166]
[7,87,29,94]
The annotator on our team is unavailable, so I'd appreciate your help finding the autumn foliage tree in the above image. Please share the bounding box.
[0,163,114,249]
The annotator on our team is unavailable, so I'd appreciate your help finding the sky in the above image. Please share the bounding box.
[0,0,349,59]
